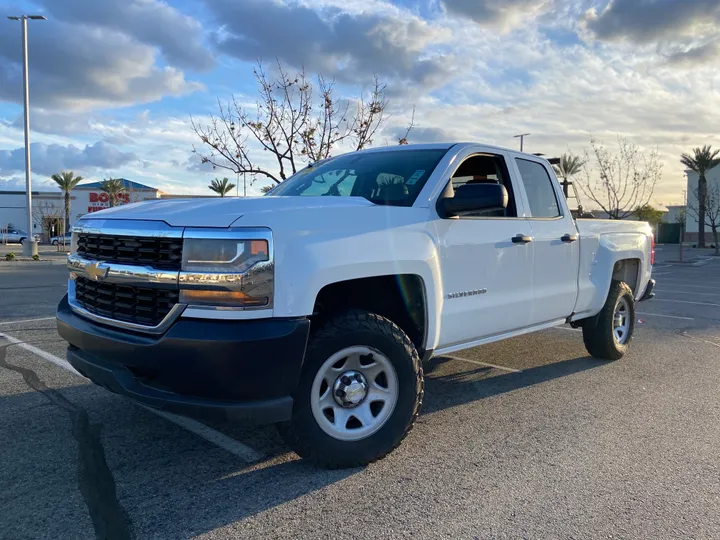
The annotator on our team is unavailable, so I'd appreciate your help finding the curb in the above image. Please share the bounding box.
[0,259,68,266]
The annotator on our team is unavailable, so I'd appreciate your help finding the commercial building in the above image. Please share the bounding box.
[0,179,161,239]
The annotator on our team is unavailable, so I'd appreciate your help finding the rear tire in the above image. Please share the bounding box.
[581,280,635,360]
[278,310,424,469]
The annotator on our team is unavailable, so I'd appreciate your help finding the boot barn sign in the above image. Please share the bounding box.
[87,191,132,213]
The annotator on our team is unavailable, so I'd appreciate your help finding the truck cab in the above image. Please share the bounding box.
[57,143,654,468]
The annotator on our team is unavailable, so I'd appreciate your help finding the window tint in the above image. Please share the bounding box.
[447,154,517,218]
[515,159,561,218]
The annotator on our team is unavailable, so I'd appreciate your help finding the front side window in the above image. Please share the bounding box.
[515,159,561,218]
[445,154,518,218]
[270,149,448,207]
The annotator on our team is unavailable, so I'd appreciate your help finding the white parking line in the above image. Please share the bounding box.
[655,289,720,297]
[0,331,81,374]
[677,332,720,349]
[138,407,264,462]
[441,354,521,373]
[636,312,695,321]
[0,316,55,326]
[654,281,720,291]
[652,298,720,308]
[0,332,264,463]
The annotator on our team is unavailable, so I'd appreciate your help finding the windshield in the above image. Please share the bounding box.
[270,149,448,206]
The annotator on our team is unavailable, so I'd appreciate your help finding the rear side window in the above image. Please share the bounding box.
[515,159,561,218]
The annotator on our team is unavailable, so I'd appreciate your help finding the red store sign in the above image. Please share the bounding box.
[87,191,131,213]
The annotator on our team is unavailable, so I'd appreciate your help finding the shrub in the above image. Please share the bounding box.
[5,252,16,261]
[32,254,40,261]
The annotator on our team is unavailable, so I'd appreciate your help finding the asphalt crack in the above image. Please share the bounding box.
[0,343,135,540]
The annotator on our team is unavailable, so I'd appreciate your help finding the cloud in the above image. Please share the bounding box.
[206,0,452,87]
[666,41,720,67]
[0,18,203,111]
[441,0,551,30]
[583,0,720,44]
[394,126,456,144]
[103,134,136,146]
[1,175,59,191]
[0,141,138,177]
[11,110,92,136]
[36,0,214,71]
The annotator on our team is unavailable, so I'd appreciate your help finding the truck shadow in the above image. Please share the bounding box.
[422,354,604,415]
[0,337,607,539]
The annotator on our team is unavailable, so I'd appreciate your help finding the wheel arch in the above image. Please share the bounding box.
[311,274,430,355]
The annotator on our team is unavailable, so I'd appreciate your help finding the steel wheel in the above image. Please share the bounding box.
[310,345,398,442]
[613,297,630,344]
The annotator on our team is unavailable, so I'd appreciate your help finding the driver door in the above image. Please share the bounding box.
[432,150,535,349]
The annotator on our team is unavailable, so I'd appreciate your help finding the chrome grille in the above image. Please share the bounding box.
[76,233,183,270]
[74,276,179,327]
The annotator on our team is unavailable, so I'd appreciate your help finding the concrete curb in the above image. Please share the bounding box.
[0,259,68,266]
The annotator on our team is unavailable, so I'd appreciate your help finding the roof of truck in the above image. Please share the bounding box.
[356,142,548,161]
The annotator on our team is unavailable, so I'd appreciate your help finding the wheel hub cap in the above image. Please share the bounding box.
[310,346,399,442]
[613,297,630,344]
[333,370,368,407]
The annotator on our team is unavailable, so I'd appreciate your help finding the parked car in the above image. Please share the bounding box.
[1,228,36,244]
[50,232,72,245]
[57,142,655,468]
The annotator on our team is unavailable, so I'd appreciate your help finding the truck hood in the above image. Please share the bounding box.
[88,196,375,227]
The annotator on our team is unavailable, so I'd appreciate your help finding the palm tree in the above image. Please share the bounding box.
[553,154,584,185]
[50,171,83,233]
[681,146,720,248]
[209,177,236,197]
[100,178,127,207]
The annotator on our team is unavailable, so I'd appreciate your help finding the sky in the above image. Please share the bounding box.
[0,0,719,203]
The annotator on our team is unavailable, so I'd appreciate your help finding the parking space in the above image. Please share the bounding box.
[1,259,719,538]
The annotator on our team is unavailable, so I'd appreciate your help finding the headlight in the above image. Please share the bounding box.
[179,229,273,310]
[182,238,269,273]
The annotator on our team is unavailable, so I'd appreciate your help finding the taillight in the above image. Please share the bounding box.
[651,234,655,266]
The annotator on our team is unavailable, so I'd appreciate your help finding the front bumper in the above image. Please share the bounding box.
[57,294,310,423]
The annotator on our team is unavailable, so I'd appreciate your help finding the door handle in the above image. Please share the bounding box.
[512,234,533,244]
[561,234,578,243]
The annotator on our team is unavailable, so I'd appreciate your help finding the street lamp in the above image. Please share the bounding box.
[514,133,530,152]
[7,14,46,256]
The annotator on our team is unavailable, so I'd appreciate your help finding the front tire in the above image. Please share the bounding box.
[582,280,635,360]
[278,310,424,469]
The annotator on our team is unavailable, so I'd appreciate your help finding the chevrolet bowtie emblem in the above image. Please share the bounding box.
[86,261,109,281]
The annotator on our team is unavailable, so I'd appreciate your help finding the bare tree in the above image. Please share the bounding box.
[577,137,662,220]
[191,60,402,187]
[33,201,63,242]
[397,108,416,145]
[687,183,720,255]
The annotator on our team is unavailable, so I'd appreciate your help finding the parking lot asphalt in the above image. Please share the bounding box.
[1,254,719,539]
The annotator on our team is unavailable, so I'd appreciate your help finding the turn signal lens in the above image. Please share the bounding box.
[180,289,268,307]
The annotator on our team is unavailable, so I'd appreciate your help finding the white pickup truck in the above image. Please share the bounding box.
[57,143,655,468]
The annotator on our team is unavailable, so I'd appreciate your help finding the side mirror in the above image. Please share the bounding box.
[438,183,508,218]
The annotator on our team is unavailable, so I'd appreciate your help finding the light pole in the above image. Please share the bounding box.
[514,133,530,152]
[7,14,46,256]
